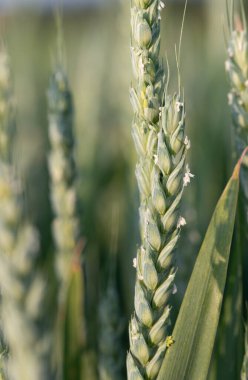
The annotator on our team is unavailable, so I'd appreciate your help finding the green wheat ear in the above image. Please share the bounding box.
[127,1,191,379]
[225,8,248,380]
[48,65,78,298]
[47,60,87,380]
[226,10,248,227]
[0,48,54,380]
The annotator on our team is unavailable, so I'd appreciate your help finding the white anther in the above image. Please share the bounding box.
[183,164,194,187]
[133,258,137,268]
[228,92,234,105]
[184,136,191,150]
[177,216,186,228]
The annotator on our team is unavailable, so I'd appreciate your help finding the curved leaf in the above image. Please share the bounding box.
[158,154,245,380]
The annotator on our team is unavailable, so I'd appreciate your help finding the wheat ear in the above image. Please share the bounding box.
[127,1,191,379]
[48,66,82,299]
[0,50,53,380]
[226,15,248,225]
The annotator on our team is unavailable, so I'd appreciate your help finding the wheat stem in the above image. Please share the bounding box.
[127,1,190,378]
[98,277,125,380]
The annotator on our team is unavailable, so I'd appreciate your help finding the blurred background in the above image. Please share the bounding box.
[0,0,246,374]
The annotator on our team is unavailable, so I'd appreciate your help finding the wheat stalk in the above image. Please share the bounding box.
[98,279,124,380]
[0,50,53,380]
[98,206,125,380]
[127,1,191,378]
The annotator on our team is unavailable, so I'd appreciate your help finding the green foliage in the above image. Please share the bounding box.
[241,322,248,380]
[158,157,242,380]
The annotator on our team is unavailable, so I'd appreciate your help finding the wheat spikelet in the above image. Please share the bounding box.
[127,1,191,378]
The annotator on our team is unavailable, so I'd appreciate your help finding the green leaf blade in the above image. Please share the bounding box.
[158,162,241,380]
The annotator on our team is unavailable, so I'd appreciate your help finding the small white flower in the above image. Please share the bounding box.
[184,136,191,150]
[172,284,177,295]
[158,1,165,13]
[183,164,194,187]
[225,60,231,72]
[238,39,242,52]
[176,101,183,113]
[154,154,159,165]
[138,274,144,281]
[227,47,234,58]
[133,258,137,268]
[228,92,234,105]
[177,216,186,229]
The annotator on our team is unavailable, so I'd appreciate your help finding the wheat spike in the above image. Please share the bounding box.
[48,65,83,302]
[226,14,248,225]
[127,1,190,378]
[0,49,53,380]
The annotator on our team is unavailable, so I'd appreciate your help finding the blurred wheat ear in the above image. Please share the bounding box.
[0,48,54,380]
[225,6,248,380]
[47,17,87,377]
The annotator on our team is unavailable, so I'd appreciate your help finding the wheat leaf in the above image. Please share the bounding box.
[157,151,247,380]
